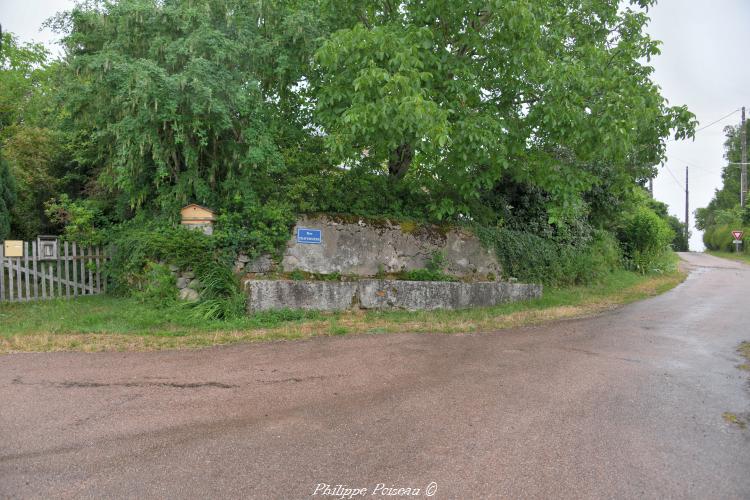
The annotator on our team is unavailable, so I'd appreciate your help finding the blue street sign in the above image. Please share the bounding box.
[297,228,322,244]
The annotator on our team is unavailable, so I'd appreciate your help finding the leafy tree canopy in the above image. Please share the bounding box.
[313,0,696,220]
[695,123,747,231]
[0,0,695,266]
[0,154,17,240]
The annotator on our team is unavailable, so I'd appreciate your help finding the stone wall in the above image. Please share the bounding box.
[262,215,501,279]
[246,279,542,313]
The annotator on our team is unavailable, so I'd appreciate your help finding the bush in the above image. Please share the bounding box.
[616,207,675,273]
[704,223,749,253]
[133,261,178,307]
[105,221,248,320]
[44,194,108,245]
[106,221,219,296]
[212,200,296,259]
[476,226,622,286]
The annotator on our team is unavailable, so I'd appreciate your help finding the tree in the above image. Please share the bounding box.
[0,30,67,238]
[313,0,695,220]
[0,31,51,133]
[695,123,747,231]
[52,0,319,214]
[0,154,17,240]
[45,0,696,255]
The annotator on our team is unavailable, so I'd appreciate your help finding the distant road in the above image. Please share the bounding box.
[1,252,749,499]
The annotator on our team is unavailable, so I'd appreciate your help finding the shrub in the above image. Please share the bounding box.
[616,207,675,273]
[476,226,622,286]
[704,223,749,253]
[572,230,623,283]
[212,200,296,259]
[44,194,108,245]
[106,221,219,296]
[133,261,177,307]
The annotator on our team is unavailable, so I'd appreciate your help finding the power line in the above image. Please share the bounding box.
[668,154,718,173]
[663,163,685,190]
[666,108,741,143]
[694,108,741,134]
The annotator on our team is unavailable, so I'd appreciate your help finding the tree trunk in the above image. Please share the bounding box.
[388,143,413,179]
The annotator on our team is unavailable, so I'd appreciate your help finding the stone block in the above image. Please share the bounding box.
[247,254,274,273]
[246,280,358,313]
[179,288,200,302]
[357,280,542,311]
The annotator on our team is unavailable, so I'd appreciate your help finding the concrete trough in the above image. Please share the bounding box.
[246,279,542,313]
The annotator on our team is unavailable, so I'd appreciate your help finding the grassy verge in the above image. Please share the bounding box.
[0,270,686,353]
[706,250,750,265]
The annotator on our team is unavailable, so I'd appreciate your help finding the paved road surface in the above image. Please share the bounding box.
[1,252,749,499]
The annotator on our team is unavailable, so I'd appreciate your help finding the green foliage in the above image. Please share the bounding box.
[105,222,248,320]
[477,227,622,286]
[402,250,457,282]
[212,198,295,258]
[617,206,675,273]
[646,197,689,251]
[0,31,52,131]
[313,0,695,220]
[426,251,446,272]
[44,194,108,245]
[51,0,329,218]
[1,3,698,321]
[695,122,748,246]
[187,264,245,321]
[134,261,177,307]
[0,155,17,240]
[105,221,218,296]
[0,31,72,239]
[704,224,749,253]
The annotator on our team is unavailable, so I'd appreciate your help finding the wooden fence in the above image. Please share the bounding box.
[0,241,106,302]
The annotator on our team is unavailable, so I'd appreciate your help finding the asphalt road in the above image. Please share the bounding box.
[1,252,749,499]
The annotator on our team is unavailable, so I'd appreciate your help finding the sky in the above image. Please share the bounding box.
[646,0,750,250]
[1,0,749,250]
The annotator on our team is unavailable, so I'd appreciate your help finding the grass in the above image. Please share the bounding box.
[738,342,750,372]
[0,269,686,354]
[705,250,750,265]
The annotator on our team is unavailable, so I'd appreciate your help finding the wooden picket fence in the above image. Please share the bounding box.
[0,241,106,302]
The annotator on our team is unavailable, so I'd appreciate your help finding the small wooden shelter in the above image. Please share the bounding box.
[180,204,216,235]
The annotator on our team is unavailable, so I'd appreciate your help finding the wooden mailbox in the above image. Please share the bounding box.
[3,240,24,258]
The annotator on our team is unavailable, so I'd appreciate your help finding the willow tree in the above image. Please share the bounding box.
[313,0,695,220]
[53,0,329,214]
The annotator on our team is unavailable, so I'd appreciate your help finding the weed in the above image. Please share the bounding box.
[722,412,747,429]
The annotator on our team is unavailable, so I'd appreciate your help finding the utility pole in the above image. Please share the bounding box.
[648,177,653,198]
[685,166,689,249]
[742,106,747,206]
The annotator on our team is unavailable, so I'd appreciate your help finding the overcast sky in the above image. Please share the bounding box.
[1,0,748,250]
